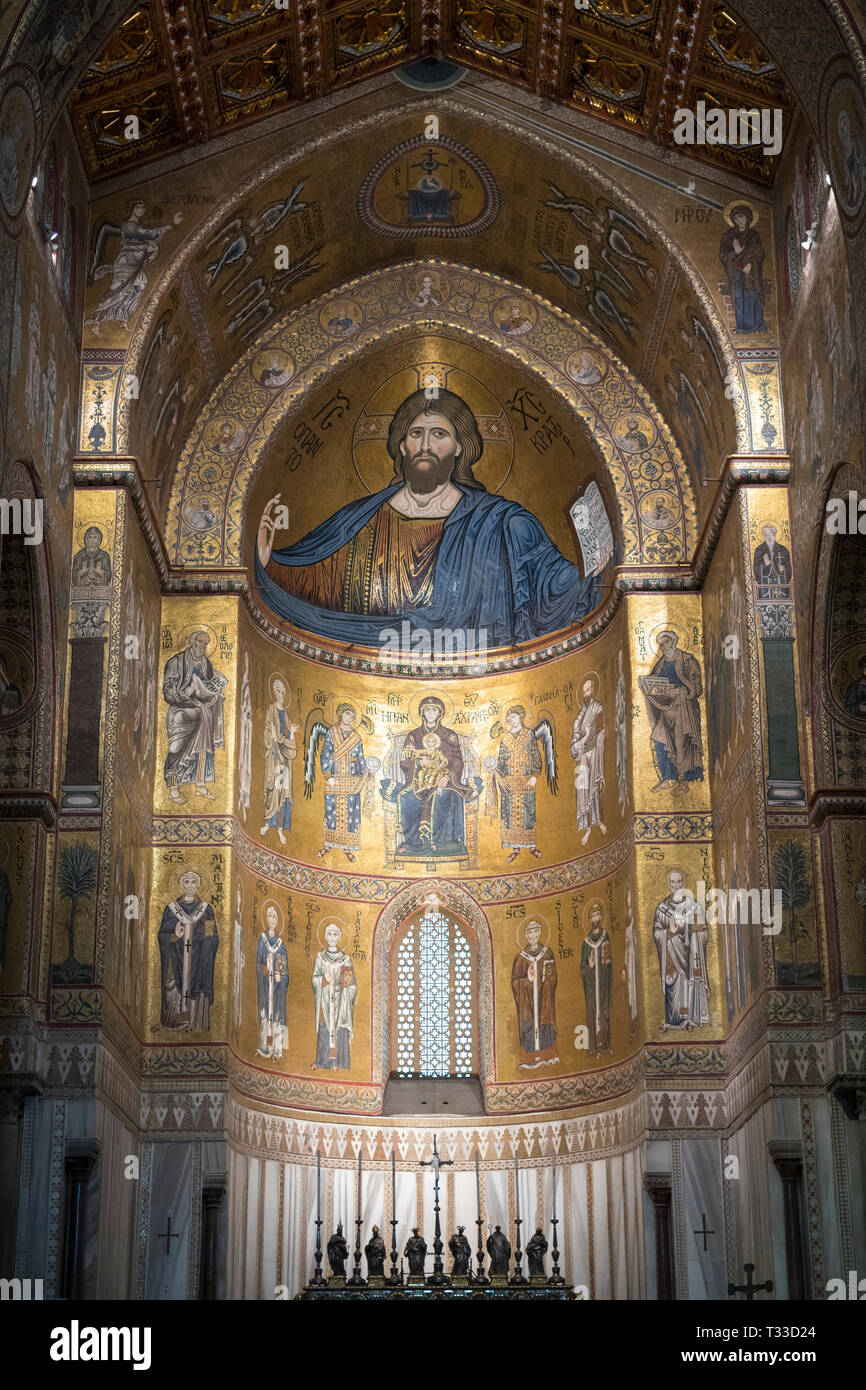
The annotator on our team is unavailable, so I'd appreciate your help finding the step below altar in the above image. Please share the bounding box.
[297,1275,577,1300]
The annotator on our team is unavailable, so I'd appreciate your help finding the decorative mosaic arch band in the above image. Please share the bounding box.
[164,261,699,568]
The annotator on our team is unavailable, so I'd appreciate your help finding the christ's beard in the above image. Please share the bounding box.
[404,453,454,493]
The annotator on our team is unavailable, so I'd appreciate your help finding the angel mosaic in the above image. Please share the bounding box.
[484,704,557,862]
[304,700,375,863]
[379,693,482,864]
[86,201,183,334]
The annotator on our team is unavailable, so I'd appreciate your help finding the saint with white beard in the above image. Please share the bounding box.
[653,869,709,1030]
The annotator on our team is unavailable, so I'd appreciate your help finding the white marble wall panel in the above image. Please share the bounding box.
[146,1142,192,1300]
[609,1153,628,1299]
[567,1162,590,1294]
[591,1158,610,1297]
[681,1139,726,1299]
[814,1095,844,1292]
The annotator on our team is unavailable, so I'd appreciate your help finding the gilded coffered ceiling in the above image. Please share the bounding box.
[68,0,794,182]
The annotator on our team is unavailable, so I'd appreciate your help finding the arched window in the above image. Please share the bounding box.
[393,904,476,1077]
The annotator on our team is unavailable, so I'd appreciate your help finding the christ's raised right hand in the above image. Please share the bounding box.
[257,494,284,567]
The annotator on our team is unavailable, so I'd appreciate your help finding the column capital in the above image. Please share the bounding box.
[643,1172,672,1204]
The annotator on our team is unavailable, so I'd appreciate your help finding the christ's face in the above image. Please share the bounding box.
[179,872,200,899]
[324,924,341,950]
[266,906,279,935]
[525,922,542,948]
[400,411,461,493]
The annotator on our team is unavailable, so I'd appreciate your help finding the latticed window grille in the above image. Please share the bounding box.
[394,908,475,1078]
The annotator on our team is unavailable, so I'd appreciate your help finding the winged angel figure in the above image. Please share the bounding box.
[484,705,558,862]
[85,202,182,334]
[304,703,375,863]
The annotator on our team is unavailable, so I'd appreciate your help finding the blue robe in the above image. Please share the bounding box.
[255,484,600,647]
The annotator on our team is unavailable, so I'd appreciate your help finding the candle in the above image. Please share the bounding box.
[514,1152,520,1222]
[357,1150,362,1222]
[475,1150,481,1221]
[551,1157,557,1227]
[391,1149,396,1228]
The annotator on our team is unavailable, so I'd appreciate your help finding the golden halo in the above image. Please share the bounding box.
[516,913,549,948]
[316,915,349,949]
[577,669,601,694]
[664,865,693,893]
[269,671,291,703]
[260,898,284,934]
[647,621,690,655]
[582,898,607,930]
[322,693,363,727]
[723,198,761,227]
[754,517,787,544]
[351,362,514,497]
[408,688,455,725]
[74,520,109,552]
[170,863,211,900]
[174,622,219,659]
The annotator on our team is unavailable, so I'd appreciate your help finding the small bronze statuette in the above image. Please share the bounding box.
[365,1225,387,1278]
[405,1227,427,1277]
[486,1224,511,1276]
[327,1223,349,1279]
[526,1227,548,1279]
[449,1226,472,1277]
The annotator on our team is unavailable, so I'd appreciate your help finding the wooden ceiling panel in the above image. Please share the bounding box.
[69,0,796,182]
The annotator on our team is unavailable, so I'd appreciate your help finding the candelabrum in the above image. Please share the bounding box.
[387,1215,401,1284]
[310,1216,326,1285]
[347,1214,366,1286]
[510,1214,527,1285]
[548,1213,565,1286]
[474,1217,489,1285]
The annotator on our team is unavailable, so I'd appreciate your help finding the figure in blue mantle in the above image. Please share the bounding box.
[255,388,612,650]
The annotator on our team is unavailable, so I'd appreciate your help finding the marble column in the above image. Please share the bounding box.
[201,1183,225,1300]
[768,1140,807,1300]
[644,1172,674,1300]
[0,1087,30,1275]
[63,1138,101,1299]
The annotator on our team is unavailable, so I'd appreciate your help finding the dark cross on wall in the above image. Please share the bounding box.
[693,1214,716,1251]
[158,1215,181,1257]
[728,1263,773,1300]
